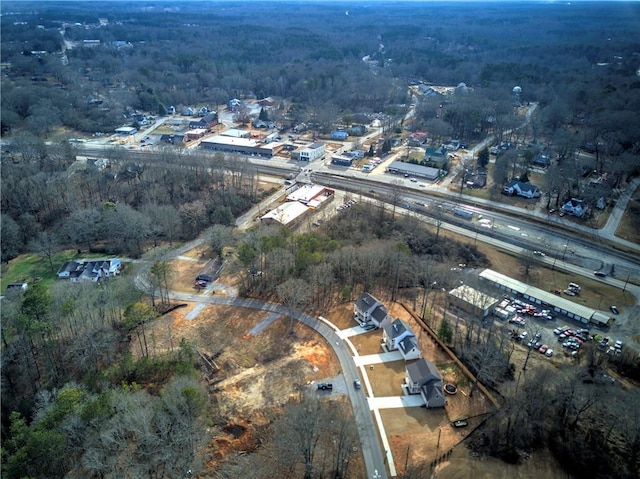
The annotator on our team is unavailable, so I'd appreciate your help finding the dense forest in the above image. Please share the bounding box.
[2,1,640,478]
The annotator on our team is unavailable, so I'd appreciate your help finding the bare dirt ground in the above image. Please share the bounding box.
[326,299,495,474]
[433,446,568,479]
[142,234,621,477]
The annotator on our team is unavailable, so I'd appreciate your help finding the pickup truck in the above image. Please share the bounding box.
[316,382,333,391]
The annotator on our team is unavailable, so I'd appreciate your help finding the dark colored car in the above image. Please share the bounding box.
[316,382,333,391]
[594,271,607,278]
[452,419,468,428]
[610,306,619,315]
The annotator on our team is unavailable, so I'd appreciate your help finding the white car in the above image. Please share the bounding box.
[545,348,554,357]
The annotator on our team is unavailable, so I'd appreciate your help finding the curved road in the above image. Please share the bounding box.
[134,244,388,478]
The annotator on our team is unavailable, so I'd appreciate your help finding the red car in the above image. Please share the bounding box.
[538,344,549,354]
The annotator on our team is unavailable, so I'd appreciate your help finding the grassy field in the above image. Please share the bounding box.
[616,188,640,244]
[0,250,108,291]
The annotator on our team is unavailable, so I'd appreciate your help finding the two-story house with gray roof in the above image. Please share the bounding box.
[405,358,446,408]
[383,318,421,360]
[354,292,389,328]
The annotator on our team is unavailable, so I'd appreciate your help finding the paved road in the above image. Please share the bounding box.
[134,258,388,478]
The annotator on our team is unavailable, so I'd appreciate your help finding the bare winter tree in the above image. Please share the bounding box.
[276,278,311,334]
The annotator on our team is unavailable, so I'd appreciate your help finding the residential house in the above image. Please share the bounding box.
[408,131,429,146]
[57,259,122,283]
[330,130,349,141]
[257,97,275,107]
[349,125,367,136]
[562,198,588,217]
[382,318,415,351]
[502,179,541,199]
[405,358,446,408]
[228,99,242,111]
[383,318,421,360]
[189,112,218,130]
[397,336,421,361]
[354,292,389,327]
[417,85,442,97]
[424,146,448,167]
[533,154,550,167]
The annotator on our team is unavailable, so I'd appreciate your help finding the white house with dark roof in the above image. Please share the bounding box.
[405,358,446,408]
[383,318,421,360]
[354,292,388,327]
[397,336,421,361]
[502,179,541,199]
[562,198,587,217]
[57,258,122,283]
[382,318,414,350]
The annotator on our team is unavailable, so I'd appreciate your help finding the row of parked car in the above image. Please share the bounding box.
[337,199,357,211]
[517,331,555,357]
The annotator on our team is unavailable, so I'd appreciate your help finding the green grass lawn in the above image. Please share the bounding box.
[1,250,108,291]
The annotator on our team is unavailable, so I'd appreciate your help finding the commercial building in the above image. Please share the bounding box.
[200,136,282,157]
[448,284,498,317]
[299,142,326,162]
[386,161,443,181]
[285,184,335,209]
[478,269,613,327]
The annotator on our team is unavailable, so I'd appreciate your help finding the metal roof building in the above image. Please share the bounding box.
[479,269,612,327]
[386,161,443,181]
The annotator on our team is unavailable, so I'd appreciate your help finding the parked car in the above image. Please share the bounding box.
[452,419,468,428]
[539,344,549,354]
[545,348,554,357]
[316,382,333,391]
[610,305,619,314]
[194,280,207,289]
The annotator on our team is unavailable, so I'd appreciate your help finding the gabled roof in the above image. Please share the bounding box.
[398,336,419,355]
[370,304,388,323]
[422,381,446,406]
[384,318,414,340]
[406,358,442,385]
[355,292,381,313]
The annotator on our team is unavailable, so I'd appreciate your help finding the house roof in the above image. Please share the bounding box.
[422,381,446,406]
[370,304,389,323]
[389,318,414,339]
[406,358,442,385]
[424,146,447,157]
[355,292,380,313]
[505,179,539,193]
[398,336,419,355]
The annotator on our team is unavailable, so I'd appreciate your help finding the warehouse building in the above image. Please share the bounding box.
[478,269,612,327]
[448,284,498,317]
